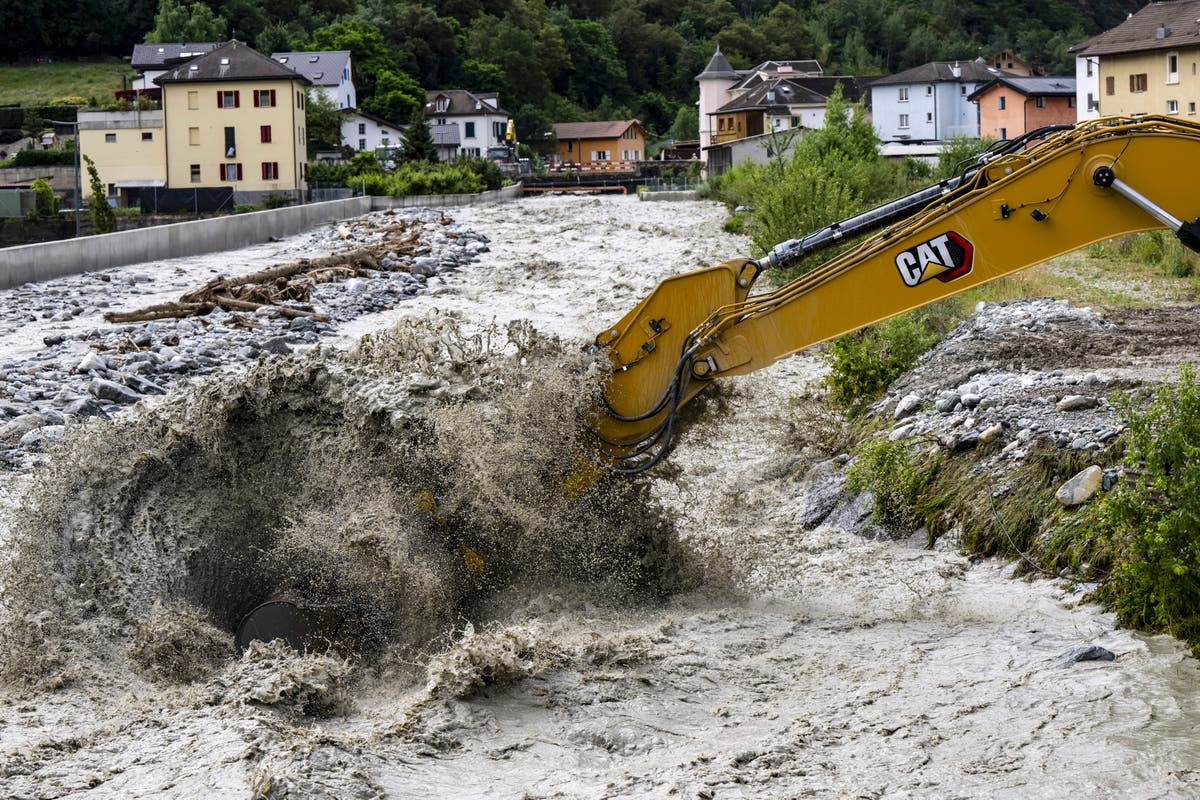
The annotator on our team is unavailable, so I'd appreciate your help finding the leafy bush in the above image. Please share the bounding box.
[1086,231,1197,278]
[1091,367,1200,652]
[31,178,58,218]
[347,158,505,197]
[934,136,994,181]
[82,154,115,234]
[846,438,934,534]
[822,304,957,413]
[11,149,74,167]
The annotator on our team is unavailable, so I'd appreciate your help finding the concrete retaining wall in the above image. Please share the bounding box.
[639,190,700,201]
[0,182,522,289]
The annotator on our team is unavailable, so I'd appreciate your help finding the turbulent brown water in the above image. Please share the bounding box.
[3,196,1200,798]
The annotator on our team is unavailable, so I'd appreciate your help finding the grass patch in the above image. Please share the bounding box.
[0,61,134,107]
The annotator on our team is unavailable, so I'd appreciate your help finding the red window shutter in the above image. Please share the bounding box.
[217,91,223,108]
[253,90,259,106]
[234,90,240,108]
[260,125,271,143]
[236,163,243,181]
[261,162,268,180]
[270,89,277,107]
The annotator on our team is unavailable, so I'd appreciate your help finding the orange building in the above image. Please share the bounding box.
[969,76,1077,140]
[551,120,647,168]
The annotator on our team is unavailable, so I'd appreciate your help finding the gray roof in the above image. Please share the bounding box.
[697,47,739,80]
[155,40,311,86]
[425,89,510,117]
[131,42,219,70]
[967,75,1076,101]
[713,76,870,114]
[871,60,1006,87]
[731,60,824,91]
[1074,1,1200,57]
[271,51,351,86]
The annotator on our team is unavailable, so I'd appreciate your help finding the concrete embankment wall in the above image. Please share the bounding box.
[0,183,523,290]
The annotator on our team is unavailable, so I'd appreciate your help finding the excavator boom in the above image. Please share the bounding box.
[586,116,1200,473]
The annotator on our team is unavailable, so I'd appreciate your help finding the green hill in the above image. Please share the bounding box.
[0,61,135,108]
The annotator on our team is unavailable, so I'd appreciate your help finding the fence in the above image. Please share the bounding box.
[139,187,234,214]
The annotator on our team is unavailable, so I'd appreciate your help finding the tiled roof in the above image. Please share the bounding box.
[425,89,510,116]
[870,60,1006,87]
[271,51,351,86]
[155,40,310,85]
[552,120,646,140]
[1074,1,1200,56]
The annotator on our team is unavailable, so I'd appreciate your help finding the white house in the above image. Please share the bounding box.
[1067,37,1103,121]
[341,108,402,154]
[424,89,512,159]
[869,60,1006,141]
[696,47,872,173]
[272,50,355,109]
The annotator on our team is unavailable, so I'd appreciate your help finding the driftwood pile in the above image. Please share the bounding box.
[104,212,451,325]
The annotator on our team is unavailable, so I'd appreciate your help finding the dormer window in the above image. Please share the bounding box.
[436,97,448,112]
[313,72,323,80]
[219,58,229,65]
[278,57,288,63]
[309,56,319,63]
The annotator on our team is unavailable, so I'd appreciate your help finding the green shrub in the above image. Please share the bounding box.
[259,192,293,210]
[11,149,74,167]
[31,178,57,218]
[847,438,935,534]
[233,203,258,214]
[82,154,115,234]
[1090,366,1200,652]
[822,304,957,413]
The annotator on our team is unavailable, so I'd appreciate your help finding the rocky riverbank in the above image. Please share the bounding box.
[0,208,489,470]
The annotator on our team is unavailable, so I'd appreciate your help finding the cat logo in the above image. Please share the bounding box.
[894,231,974,288]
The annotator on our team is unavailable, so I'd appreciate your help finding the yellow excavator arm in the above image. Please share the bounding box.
[586,116,1200,473]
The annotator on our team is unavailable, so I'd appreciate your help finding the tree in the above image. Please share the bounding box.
[402,106,436,164]
[364,70,424,127]
[31,178,58,219]
[145,0,227,43]
[305,89,342,158]
[82,155,115,234]
[667,104,699,141]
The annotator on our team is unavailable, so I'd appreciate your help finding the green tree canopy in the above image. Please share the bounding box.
[402,105,437,164]
[145,0,227,43]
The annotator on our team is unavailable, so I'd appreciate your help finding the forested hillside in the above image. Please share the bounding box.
[6,0,1142,139]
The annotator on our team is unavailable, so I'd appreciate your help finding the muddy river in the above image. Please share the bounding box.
[2,195,1198,799]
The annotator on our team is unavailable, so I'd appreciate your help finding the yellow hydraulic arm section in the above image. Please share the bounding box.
[585,116,1200,474]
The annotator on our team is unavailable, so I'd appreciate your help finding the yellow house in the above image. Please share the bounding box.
[155,40,309,195]
[552,120,647,168]
[1077,1,1200,119]
[78,110,167,207]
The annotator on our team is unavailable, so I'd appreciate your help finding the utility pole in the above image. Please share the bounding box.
[44,118,81,237]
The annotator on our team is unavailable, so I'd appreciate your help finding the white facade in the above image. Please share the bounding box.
[272,51,356,110]
[872,81,985,141]
[1075,55,1101,120]
[341,110,400,153]
[767,105,826,132]
[425,91,511,160]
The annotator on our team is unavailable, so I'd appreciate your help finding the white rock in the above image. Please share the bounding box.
[1056,465,1104,507]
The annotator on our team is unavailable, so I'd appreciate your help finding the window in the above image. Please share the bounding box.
[358,122,365,134]
[1087,92,1095,111]
[718,118,725,131]
[1106,76,1115,96]
[926,112,933,123]
[1168,99,1179,114]
[790,115,799,128]
[189,127,199,145]
[925,85,933,96]
[464,122,475,138]
[141,131,153,141]
[261,162,279,180]
[104,133,116,142]
[253,89,276,108]
[1086,60,1094,78]
[260,125,271,143]
[591,150,610,161]
[221,163,242,181]
[435,97,448,112]
[218,90,240,108]
[224,126,236,157]
[898,113,909,129]
[998,127,1007,139]
[358,138,366,150]
[493,121,505,139]
[1190,102,1197,115]
[1035,96,1045,108]
[960,85,967,95]
[1168,53,1179,84]
[190,164,200,183]
[188,90,199,110]
[1068,96,1076,108]
[998,96,1006,110]
[898,86,908,102]
[1130,73,1148,93]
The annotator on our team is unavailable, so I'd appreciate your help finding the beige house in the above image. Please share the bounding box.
[156,40,310,196]
[1075,1,1200,119]
[78,110,167,207]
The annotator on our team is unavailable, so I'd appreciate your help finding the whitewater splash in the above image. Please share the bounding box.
[0,315,693,691]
